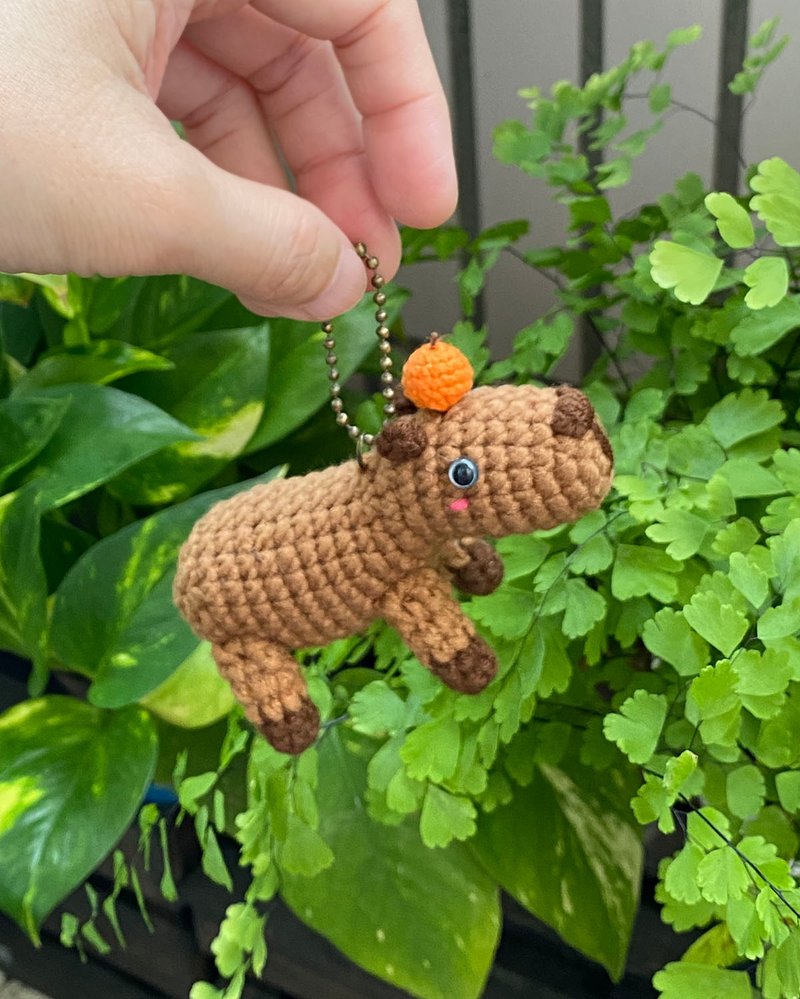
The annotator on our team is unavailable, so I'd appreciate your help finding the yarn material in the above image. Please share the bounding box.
[174,383,614,754]
[444,538,505,595]
[401,338,474,411]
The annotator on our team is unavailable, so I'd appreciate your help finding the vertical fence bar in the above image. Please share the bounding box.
[714,0,749,193]
[579,0,605,373]
[445,0,481,240]
[579,0,605,173]
[445,0,484,327]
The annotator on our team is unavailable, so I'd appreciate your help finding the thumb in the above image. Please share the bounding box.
[169,144,368,320]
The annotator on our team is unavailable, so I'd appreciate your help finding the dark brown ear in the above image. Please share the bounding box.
[392,386,418,416]
[552,385,595,438]
[374,417,427,463]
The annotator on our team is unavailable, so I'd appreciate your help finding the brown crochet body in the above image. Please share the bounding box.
[174,384,613,754]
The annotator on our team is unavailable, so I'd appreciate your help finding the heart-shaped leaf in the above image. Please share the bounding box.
[50,471,282,706]
[0,696,156,938]
[282,730,500,999]
[473,751,642,980]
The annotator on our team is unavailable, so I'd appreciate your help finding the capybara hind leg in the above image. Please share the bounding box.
[382,569,497,694]
[212,638,320,754]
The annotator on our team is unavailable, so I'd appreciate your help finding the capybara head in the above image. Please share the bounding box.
[371,384,613,539]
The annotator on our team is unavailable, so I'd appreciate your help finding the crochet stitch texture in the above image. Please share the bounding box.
[174,384,614,754]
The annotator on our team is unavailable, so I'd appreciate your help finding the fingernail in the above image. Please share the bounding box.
[300,240,367,321]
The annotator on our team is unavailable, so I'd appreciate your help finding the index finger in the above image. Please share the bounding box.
[250,0,458,228]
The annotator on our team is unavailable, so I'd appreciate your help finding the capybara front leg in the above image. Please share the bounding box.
[382,569,497,694]
[212,637,320,755]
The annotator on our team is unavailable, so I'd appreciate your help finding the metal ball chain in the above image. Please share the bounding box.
[321,243,395,455]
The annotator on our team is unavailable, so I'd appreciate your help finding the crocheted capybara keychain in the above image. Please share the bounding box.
[174,245,614,754]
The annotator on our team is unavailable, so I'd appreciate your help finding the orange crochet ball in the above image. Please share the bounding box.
[401,335,474,411]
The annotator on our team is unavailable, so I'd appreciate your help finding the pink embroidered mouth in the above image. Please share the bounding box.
[449,498,470,512]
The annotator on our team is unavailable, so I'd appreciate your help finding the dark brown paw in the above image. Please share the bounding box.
[432,634,497,694]
[451,540,504,596]
[260,697,321,755]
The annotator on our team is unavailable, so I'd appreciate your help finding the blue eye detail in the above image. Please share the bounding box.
[448,457,479,489]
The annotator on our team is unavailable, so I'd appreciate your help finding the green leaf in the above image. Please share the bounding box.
[728,551,770,609]
[643,609,710,677]
[283,731,500,999]
[683,592,748,657]
[178,772,216,810]
[704,193,755,249]
[774,450,800,492]
[493,120,551,173]
[735,648,791,719]
[350,682,411,737]
[279,814,334,877]
[646,509,712,560]
[473,755,642,981]
[401,716,461,783]
[420,786,477,848]
[50,471,282,705]
[764,927,800,999]
[140,643,234,728]
[726,765,766,819]
[612,545,682,603]
[664,844,704,903]
[0,489,47,678]
[0,395,69,488]
[494,536,549,581]
[697,847,750,903]
[648,83,672,113]
[687,807,731,850]
[603,690,667,764]
[758,597,800,641]
[109,326,269,505]
[650,241,723,305]
[743,257,789,309]
[717,458,784,499]
[666,25,702,49]
[666,426,726,481]
[775,771,800,813]
[527,618,572,698]
[467,585,535,640]
[190,984,224,999]
[653,962,753,999]
[0,697,156,938]
[248,293,404,451]
[567,196,611,227]
[16,385,197,510]
[750,157,800,247]
[730,296,800,356]
[769,520,800,598]
[689,661,741,745]
[705,389,784,450]
[14,340,173,392]
[201,827,233,891]
[712,518,760,557]
[561,578,606,638]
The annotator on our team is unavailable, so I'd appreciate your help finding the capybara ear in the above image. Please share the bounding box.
[391,385,419,416]
[552,385,595,438]
[375,417,428,462]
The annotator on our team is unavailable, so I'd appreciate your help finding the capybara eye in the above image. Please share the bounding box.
[448,457,479,488]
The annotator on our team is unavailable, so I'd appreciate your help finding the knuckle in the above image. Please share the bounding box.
[260,213,332,305]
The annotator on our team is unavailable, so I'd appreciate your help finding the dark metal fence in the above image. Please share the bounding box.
[445,0,751,237]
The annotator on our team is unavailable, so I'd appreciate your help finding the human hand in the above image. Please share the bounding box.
[0,1,457,319]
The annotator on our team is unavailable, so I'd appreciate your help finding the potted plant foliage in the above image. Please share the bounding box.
[2,18,800,999]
